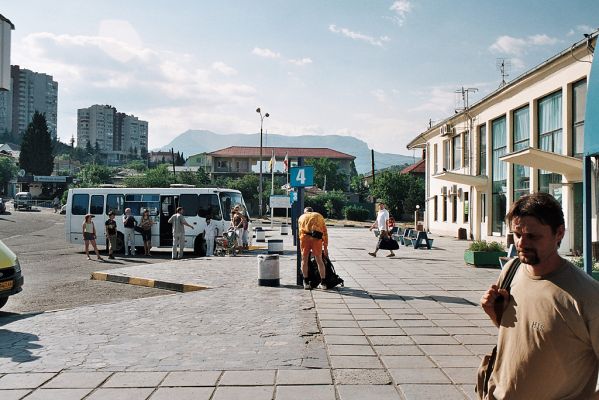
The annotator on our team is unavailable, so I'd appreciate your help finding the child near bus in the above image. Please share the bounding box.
[105,211,118,259]
[82,214,103,261]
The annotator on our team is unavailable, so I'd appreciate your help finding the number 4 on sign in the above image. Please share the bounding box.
[296,169,305,185]
[290,166,314,188]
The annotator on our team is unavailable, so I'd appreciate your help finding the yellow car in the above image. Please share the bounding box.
[0,239,23,310]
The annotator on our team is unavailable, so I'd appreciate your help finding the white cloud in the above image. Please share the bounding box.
[12,31,258,147]
[252,47,281,59]
[371,89,387,103]
[328,24,390,47]
[389,0,412,26]
[288,57,313,66]
[489,34,560,56]
[212,61,237,76]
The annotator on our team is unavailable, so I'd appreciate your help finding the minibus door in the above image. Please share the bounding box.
[160,195,178,246]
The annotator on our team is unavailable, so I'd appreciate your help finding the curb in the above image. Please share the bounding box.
[91,272,208,293]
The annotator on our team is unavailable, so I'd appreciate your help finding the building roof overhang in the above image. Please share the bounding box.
[433,171,488,189]
[499,147,582,182]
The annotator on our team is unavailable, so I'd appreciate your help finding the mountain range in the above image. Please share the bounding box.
[159,130,419,174]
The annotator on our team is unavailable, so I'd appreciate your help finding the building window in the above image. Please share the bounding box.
[478,124,487,175]
[217,160,229,169]
[481,193,486,222]
[491,116,507,234]
[463,191,469,223]
[452,135,461,170]
[443,140,450,170]
[442,194,447,222]
[433,144,438,174]
[538,90,562,153]
[433,195,438,221]
[452,195,457,223]
[463,131,470,168]
[572,79,587,158]
[513,106,530,201]
[537,90,563,201]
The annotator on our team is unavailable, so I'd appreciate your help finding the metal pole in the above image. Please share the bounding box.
[583,155,593,275]
[296,157,305,286]
[259,123,263,217]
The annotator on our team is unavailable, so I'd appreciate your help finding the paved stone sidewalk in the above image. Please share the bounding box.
[0,227,505,399]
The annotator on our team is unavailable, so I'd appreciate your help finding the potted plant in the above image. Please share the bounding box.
[464,240,507,267]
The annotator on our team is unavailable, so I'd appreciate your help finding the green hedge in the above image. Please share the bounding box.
[304,191,346,219]
[468,240,505,252]
[342,205,369,221]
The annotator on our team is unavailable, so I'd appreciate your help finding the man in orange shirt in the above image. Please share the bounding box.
[298,207,328,290]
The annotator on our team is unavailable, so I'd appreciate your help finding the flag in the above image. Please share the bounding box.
[283,152,289,172]
[268,150,276,172]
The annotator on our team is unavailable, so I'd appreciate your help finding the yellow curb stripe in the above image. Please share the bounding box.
[182,284,207,292]
[91,272,108,281]
[91,271,209,293]
[129,277,155,288]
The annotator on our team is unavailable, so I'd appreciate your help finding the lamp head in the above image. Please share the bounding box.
[265,113,269,118]
[416,205,420,210]
[256,107,261,113]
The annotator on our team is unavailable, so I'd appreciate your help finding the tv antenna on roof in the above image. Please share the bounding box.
[496,58,511,88]
[454,86,478,113]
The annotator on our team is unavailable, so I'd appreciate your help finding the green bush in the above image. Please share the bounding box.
[304,191,347,218]
[468,240,505,252]
[571,257,599,271]
[343,205,369,221]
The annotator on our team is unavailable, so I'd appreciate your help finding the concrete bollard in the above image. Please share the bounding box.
[257,254,280,286]
[255,227,265,242]
[267,239,284,254]
[280,225,290,235]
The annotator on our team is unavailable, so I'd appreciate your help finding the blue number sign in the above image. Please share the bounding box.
[290,166,314,187]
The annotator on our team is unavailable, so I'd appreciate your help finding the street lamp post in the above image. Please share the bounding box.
[256,107,269,217]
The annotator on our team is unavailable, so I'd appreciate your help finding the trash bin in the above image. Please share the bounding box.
[280,224,290,235]
[267,239,284,254]
[457,227,467,240]
[257,254,280,287]
[255,227,265,242]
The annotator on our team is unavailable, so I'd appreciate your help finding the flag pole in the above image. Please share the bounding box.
[271,149,275,228]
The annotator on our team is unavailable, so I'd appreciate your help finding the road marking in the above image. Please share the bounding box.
[3,234,21,240]
[91,271,208,293]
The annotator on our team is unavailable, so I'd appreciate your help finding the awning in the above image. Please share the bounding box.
[499,147,582,182]
[432,171,488,189]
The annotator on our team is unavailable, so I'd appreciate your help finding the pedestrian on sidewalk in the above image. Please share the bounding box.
[52,196,60,213]
[368,201,395,257]
[82,214,103,261]
[298,206,328,290]
[202,215,220,256]
[231,205,244,251]
[122,208,137,256]
[139,209,155,256]
[479,192,599,399]
[168,206,194,259]
[105,211,117,259]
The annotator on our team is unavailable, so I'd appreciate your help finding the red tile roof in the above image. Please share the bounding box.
[207,146,355,160]
[401,158,426,174]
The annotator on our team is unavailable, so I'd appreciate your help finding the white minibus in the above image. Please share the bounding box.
[65,186,248,256]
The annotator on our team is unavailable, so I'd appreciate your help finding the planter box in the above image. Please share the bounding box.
[464,250,507,267]
[593,271,599,281]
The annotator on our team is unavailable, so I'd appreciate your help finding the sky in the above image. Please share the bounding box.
[1,0,598,155]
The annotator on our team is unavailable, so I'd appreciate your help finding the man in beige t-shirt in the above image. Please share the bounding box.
[480,192,599,399]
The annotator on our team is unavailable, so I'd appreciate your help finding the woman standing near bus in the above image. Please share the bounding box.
[82,214,103,261]
[139,209,155,256]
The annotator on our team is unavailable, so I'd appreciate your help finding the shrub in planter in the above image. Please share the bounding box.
[464,240,507,267]
[571,257,599,281]
[343,205,369,221]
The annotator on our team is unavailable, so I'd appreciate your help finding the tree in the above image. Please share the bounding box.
[77,164,115,187]
[124,160,147,172]
[369,171,425,218]
[19,112,54,175]
[0,157,17,194]
[124,164,173,187]
[305,158,347,191]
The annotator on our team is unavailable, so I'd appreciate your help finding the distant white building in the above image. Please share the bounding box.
[0,65,58,141]
[77,104,148,165]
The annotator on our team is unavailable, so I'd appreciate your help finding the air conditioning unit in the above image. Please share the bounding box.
[441,186,447,195]
[450,184,458,196]
[440,123,454,136]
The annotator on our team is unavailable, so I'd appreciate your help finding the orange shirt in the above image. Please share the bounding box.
[298,212,328,248]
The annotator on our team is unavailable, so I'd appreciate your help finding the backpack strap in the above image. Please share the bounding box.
[499,258,521,291]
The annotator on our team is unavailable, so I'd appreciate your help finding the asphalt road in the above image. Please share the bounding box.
[0,204,173,315]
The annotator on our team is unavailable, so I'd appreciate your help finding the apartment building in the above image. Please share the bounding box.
[0,65,58,140]
[77,104,148,165]
[407,32,597,254]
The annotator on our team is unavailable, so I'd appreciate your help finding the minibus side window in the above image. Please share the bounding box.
[179,194,199,216]
[90,195,104,215]
[72,194,89,215]
[106,194,124,215]
[198,194,222,220]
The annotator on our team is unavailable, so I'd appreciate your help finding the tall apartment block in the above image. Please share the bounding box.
[0,65,58,141]
[77,104,148,165]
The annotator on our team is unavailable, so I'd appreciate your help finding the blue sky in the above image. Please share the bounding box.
[1,1,597,154]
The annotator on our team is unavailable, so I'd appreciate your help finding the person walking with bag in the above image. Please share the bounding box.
[478,192,599,399]
[368,201,396,257]
[168,206,194,259]
[122,208,137,256]
[298,207,328,290]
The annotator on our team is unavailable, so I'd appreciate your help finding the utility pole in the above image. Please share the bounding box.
[371,149,375,186]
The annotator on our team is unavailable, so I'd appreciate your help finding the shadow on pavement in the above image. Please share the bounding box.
[335,286,477,305]
[0,329,42,362]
